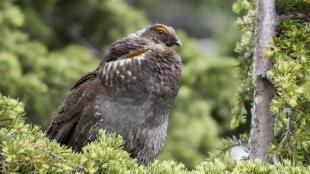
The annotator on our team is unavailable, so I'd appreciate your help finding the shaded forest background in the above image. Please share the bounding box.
[0,0,242,168]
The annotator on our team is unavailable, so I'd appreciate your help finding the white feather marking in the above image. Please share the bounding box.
[130,29,146,37]
[102,65,107,75]
[94,105,100,117]
[106,62,112,71]
[98,68,103,77]
[119,53,146,65]
[127,71,132,76]
[94,110,101,117]
[103,53,146,72]
[110,65,114,86]
[101,53,146,84]
[105,72,109,83]
[110,61,116,70]
[118,59,125,66]
[108,62,119,86]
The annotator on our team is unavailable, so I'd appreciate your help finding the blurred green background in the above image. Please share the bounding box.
[0,0,245,168]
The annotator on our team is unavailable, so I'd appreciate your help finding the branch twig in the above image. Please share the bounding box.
[284,108,292,143]
[278,12,310,22]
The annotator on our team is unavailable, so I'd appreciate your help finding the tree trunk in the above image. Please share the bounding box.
[248,0,277,163]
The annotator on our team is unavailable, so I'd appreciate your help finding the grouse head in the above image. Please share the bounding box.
[139,24,182,47]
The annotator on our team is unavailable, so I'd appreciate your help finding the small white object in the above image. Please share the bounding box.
[229,145,249,161]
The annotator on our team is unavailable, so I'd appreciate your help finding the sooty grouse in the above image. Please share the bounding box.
[45,24,182,165]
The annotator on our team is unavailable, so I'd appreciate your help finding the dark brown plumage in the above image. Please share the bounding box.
[45,24,182,165]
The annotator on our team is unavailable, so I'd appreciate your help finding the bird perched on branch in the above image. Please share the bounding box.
[45,24,182,165]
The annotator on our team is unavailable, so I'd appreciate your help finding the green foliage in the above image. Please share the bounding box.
[1,95,309,173]
[233,0,310,166]
[268,19,310,165]
[0,0,98,126]
[231,0,255,129]
[276,0,310,13]
[17,0,148,52]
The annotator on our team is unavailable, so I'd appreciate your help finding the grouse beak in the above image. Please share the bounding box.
[175,39,182,46]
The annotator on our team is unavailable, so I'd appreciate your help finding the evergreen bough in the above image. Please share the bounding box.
[0,95,309,173]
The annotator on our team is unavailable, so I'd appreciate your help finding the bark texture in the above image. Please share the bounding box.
[248,0,277,163]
